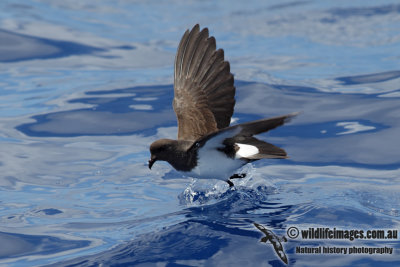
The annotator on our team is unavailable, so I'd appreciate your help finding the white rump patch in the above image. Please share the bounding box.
[235,143,259,159]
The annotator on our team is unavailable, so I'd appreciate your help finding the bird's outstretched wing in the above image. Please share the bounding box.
[173,24,235,141]
[254,223,288,265]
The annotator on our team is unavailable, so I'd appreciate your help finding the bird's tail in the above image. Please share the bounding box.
[193,112,299,159]
[229,112,299,160]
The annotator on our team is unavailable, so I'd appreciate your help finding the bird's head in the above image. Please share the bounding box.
[148,139,176,169]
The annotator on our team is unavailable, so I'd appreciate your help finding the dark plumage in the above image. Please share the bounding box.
[173,24,235,141]
[254,223,288,264]
[149,24,297,187]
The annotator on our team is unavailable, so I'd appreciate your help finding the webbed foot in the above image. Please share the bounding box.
[226,180,234,187]
[230,173,246,179]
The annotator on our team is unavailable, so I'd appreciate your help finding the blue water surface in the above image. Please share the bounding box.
[0,1,399,266]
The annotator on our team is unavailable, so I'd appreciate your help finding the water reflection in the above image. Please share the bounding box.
[51,183,399,266]
[1,74,399,266]
[0,231,91,260]
[15,80,400,167]
[336,70,400,85]
[0,29,105,62]
[51,185,297,266]
[16,85,175,137]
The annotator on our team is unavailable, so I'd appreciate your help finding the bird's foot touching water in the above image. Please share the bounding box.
[226,173,247,187]
[230,173,247,179]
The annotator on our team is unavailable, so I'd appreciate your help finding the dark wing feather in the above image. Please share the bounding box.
[254,223,288,264]
[233,113,298,137]
[174,24,235,141]
[227,113,299,159]
[192,113,298,157]
[233,136,287,159]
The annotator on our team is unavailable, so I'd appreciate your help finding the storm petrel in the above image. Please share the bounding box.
[149,24,297,187]
[254,223,288,264]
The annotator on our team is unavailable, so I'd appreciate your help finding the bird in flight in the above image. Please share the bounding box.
[149,24,297,187]
[254,223,288,264]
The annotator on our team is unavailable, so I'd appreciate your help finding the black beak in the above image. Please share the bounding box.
[148,156,156,169]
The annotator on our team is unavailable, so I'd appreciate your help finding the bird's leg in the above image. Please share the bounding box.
[230,173,246,179]
[226,180,234,187]
[227,173,247,187]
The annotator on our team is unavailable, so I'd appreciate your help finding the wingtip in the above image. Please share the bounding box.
[182,24,200,37]
[284,111,301,123]
[191,24,200,32]
[190,24,209,35]
[289,111,301,117]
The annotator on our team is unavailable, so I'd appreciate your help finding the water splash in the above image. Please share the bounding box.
[178,164,278,206]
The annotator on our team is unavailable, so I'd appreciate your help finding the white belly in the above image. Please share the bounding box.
[184,149,246,180]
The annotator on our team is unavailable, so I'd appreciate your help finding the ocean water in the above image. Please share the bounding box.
[0,1,399,266]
